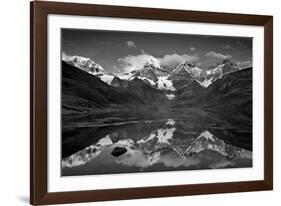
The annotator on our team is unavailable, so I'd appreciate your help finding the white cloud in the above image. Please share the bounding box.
[118,52,199,72]
[126,41,136,48]
[118,54,160,72]
[62,51,71,61]
[158,53,199,69]
[206,51,232,59]
[190,47,196,51]
[237,60,252,68]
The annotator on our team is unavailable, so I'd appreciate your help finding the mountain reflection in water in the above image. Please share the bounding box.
[62,117,252,176]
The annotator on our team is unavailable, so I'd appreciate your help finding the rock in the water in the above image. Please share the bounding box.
[111,147,127,157]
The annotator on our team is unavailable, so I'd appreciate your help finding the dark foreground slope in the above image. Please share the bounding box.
[62,61,144,116]
[111,76,167,104]
[175,67,252,115]
[202,67,252,116]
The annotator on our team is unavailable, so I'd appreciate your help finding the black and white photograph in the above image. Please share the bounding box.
[61,29,253,176]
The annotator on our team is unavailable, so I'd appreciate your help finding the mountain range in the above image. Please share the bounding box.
[62,55,252,119]
[61,54,252,175]
[63,55,242,89]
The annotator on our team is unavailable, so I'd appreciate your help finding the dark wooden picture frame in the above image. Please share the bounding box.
[30,1,273,205]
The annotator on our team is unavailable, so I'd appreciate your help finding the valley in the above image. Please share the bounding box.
[61,55,252,175]
[62,56,252,123]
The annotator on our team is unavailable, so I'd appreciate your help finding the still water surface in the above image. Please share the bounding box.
[61,109,252,176]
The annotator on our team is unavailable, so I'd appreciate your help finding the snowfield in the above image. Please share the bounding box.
[197,77,214,88]
[156,76,176,91]
[99,74,115,85]
[136,76,156,86]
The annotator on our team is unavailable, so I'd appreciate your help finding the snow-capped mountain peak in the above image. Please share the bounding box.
[143,56,161,69]
[65,55,105,74]
[63,54,244,92]
[197,130,215,142]
[63,55,115,85]
[171,61,203,79]
[210,58,241,75]
[122,57,167,84]
[198,59,241,87]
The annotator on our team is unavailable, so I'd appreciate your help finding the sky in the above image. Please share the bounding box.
[61,28,252,74]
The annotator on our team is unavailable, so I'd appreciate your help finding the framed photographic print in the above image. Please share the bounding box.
[30,1,273,205]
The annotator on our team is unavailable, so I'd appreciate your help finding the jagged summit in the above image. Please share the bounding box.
[201,59,241,87]
[64,55,104,74]
[63,56,115,85]
[62,54,244,91]
[143,57,161,69]
[167,61,203,89]
[171,61,202,78]
[181,61,196,68]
